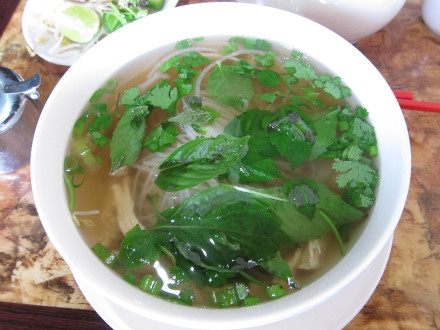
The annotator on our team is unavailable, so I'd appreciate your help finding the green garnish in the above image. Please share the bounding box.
[91,243,117,266]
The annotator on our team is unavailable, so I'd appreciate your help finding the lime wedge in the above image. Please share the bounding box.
[58,5,101,44]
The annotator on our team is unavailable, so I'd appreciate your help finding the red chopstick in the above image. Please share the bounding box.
[393,90,440,113]
[393,90,414,100]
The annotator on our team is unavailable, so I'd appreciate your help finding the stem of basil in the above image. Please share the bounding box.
[238,270,267,288]
[319,209,346,256]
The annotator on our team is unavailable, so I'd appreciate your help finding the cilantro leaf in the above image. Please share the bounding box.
[316,75,351,99]
[228,37,272,51]
[257,70,280,87]
[175,38,192,49]
[121,87,141,107]
[140,80,179,114]
[174,64,197,96]
[143,121,178,152]
[255,51,275,68]
[160,51,211,73]
[283,58,318,81]
[332,159,378,188]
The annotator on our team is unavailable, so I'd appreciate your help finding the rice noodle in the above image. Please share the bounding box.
[112,176,144,235]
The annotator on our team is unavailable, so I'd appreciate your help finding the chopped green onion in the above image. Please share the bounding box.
[369,145,378,157]
[73,139,100,171]
[213,287,240,308]
[235,283,249,300]
[139,275,162,295]
[63,173,75,211]
[266,284,286,300]
[178,289,195,306]
[339,120,349,132]
[91,243,116,266]
[124,272,137,286]
[242,296,260,306]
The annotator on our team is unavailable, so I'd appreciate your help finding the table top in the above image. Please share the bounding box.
[1,0,439,329]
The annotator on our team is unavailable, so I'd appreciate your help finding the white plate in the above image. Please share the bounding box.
[21,0,179,66]
[72,237,393,330]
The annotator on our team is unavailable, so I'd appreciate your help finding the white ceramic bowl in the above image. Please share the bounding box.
[236,0,406,42]
[31,3,411,329]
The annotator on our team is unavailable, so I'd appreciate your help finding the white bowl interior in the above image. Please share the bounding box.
[31,3,411,329]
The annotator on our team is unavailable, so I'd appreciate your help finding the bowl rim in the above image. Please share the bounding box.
[31,2,411,329]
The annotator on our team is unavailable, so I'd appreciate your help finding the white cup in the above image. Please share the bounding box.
[422,0,440,35]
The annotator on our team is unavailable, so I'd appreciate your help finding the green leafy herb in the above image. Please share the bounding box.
[89,78,118,104]
[174,64,198,96]
[257,69,280,87]
[92,243,117,265]
[160,51,212,72]
[222,109,282,183]
[155,134,249,191]
[267,110,315,169]
[175,38,192,49]
[102,3,149,34]
[140,80,179,114]
[332,159,378,189]
[255,51,275,68]
[168,96,221,134]
[228,37,272,51]
[118,225,163,268]
[142,120,178,152]
[110,105,150,171]
[207,63,254,110]
[153,185,294,271]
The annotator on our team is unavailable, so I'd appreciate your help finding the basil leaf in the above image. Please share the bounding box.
[224,109,278,161]
[154,185,293,271]
[225,158,282,184]
[110,105,149,171]
[267,110,314,169]
[223,109,281,183]
[118,225,163,268]
[259,252,298,288]
[169,96,220,134]
[207,63,254,111]
[236,182,364,243]
[155,134,249,191]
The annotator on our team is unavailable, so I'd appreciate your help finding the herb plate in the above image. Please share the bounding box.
[21,0,179,66]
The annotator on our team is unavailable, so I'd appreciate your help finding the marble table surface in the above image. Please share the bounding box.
[0,0,439,328]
